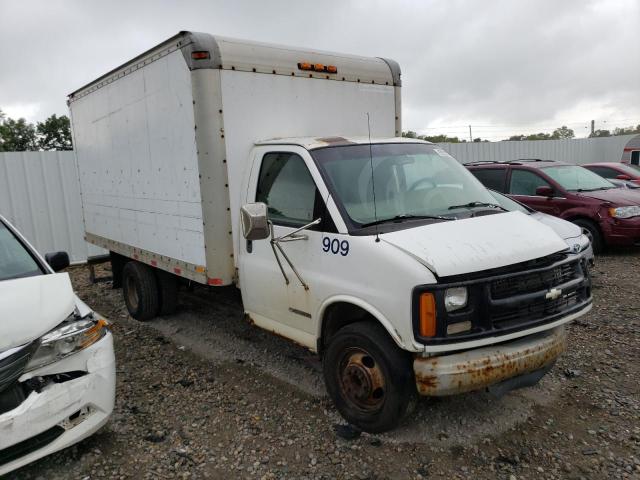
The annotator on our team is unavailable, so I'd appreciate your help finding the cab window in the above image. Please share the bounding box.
[509,169,552,196]
[256,152,325,228]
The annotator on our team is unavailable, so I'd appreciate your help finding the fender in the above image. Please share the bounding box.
[316,294,422,353]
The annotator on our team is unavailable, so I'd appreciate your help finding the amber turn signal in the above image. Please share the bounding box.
[419,293,437,337]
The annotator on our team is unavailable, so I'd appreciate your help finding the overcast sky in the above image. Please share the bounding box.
[1,0,638,140]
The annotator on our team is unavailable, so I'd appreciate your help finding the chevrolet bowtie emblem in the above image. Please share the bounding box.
[545,288,562,300]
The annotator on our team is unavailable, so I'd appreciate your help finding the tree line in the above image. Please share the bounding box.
[403,124,640,143]
[0,109,72,151]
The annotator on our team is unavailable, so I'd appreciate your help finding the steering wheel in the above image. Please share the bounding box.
[409,178,435,191]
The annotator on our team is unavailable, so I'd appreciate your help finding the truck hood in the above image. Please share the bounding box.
[530,211,581,240]
[0,273,76,352]
[381,211,568,277]
[576,187,640,205]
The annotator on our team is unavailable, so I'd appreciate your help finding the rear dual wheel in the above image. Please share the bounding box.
[122,262,178,320]
[323,322,417,433]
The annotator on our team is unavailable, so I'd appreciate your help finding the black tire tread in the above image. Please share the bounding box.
[122,262,160,321]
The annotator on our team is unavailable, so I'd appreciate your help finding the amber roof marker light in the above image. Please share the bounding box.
[298,62,337,74]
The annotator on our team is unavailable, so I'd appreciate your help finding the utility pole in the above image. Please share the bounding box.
[590,120,595,137]
[469,125,473,142]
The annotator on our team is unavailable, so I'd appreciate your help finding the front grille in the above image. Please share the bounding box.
[413,253,592,344]
[0,342,39,393]
[492,290,580,325]
[491,261,578,299]
[0,425,65,467]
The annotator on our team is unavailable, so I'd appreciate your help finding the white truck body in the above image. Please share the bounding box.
[69,32,592,432]
[69,32,399,286]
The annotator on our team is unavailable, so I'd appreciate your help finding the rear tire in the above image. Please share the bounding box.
[122,262,160,321]
[156,270,178,316]
[572,218,603,254]
[322,321,417,433]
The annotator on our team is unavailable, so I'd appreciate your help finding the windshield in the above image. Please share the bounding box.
[0,221,44,281]
[543,165,615,191]
[488,189,530,214]
[312,143,500,228]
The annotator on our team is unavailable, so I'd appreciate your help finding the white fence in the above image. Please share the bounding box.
[0,151,104,263]
[439,134,637,165]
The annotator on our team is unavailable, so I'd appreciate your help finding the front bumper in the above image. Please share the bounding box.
[0,331,115,475]
[413,325,566,396]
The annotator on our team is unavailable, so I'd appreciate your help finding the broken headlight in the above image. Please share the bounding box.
[24,314,109,372]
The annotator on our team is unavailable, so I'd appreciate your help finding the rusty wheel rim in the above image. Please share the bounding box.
[338,347,386,413]
[125,275,139,311]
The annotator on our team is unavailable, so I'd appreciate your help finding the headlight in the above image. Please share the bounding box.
[25,314,109,372]
[609,206,640,219]
[444,287,468,312]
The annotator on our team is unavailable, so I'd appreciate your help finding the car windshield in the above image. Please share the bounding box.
[543,165,615,191]
[488,189,530,214]
[0,221,43,281]
[312,143,500,228]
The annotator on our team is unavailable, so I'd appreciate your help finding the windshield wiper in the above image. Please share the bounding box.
[574,187,615,192]
[361,214,455,228]
[448,201,508,211]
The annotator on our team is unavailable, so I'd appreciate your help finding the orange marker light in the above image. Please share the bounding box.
[419,293,437,337]
[298,62,313,71]
[325,65,338,74]
[191,51,210,60]
[313,63,325,72]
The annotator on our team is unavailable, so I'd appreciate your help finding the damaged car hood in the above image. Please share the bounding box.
[0,273,75,351]
[382,211,568,277]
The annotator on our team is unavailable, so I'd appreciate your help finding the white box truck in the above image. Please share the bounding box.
[69,31,593,432]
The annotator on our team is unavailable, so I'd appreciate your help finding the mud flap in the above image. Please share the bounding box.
[487,362,555,398]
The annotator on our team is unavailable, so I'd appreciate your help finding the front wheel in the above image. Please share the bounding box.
[322,322,417,433]
[572,218,603,254]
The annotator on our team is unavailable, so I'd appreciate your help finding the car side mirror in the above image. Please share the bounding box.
[617,174,631,181]
[45,251,70,272]
[536,186,554,197]
[240,202,270,240]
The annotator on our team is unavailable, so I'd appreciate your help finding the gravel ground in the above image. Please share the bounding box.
[9,250,640,480]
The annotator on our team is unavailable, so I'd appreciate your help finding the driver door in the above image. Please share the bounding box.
[238,149,333,349]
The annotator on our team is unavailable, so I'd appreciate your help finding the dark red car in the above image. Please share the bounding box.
[466,159,640,252]
[582,162,640,186]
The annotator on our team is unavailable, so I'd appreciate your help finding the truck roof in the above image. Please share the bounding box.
[68,31,401,101]
[255,137,432,150]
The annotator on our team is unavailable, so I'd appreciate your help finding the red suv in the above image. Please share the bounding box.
[466,159,640,252]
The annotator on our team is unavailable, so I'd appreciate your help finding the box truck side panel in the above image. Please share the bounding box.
[71,49,207,272]
[219,70,396,261]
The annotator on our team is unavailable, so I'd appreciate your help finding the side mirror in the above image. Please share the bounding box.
[536,186,554,197]
[240,202,270,240]
[45,251,70,272]
[616,174,631,181]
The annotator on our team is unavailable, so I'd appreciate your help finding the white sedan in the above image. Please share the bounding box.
[0,214,115,475]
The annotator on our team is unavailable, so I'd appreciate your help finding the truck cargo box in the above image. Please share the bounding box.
[69,31,401,285]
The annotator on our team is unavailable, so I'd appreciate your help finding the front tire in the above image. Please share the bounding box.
[573,218,603,253]
[322,322,417,433]
[122,262,160,321]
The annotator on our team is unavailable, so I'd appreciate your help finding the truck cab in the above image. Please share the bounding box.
[238,138,592,432]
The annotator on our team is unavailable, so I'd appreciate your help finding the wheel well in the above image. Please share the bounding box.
[566,216,602,234]
[319,302,383,355]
